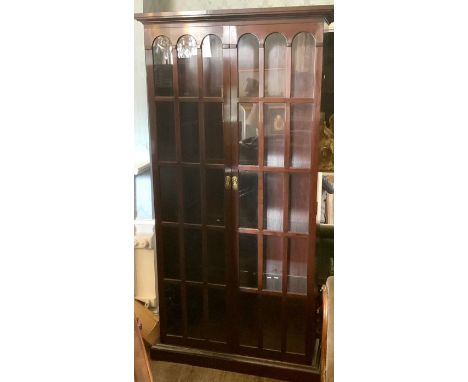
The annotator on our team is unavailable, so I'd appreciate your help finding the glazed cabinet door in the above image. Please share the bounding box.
[146,19,325,364]
[230,20,324,364]
[146,25,233,352]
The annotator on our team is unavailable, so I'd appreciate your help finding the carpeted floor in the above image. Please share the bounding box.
[151,360,285,382]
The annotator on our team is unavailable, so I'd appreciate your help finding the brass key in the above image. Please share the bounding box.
[232,176,238,191]
[224,175,231,190]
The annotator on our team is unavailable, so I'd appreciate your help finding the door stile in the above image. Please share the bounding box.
[228,26,240,349]
[171,46,188,340]
[145,47,167,342]
[280,45,292,356]
[197,48,209,342]
[305,25,324,362]
[222,24,235,351]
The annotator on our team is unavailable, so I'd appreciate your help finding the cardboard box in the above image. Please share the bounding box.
[134,299,160,346]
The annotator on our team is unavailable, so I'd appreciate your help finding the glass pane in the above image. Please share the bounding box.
[207,230,225,284]
[239,293,258,347]
[202,35,223,97]
[164,284,182,335]
[185,229,203,282]
[206,168,224,225]
[239,171,258,228]
[239,103,258,165]
[264,173,283,231]
[156,102,176,161]
[239,234,258,288]
[290,104,313,168]
[159,167,178,222]
[162,227,179,279]
[207,288,226,342]
[264,104,285,167]
[286,298,306,354]
[177,35,198,96]
[264,33,287,97]
[182,167,201,224]
[180,102,199,163]
[205,103,224,164]
[287,237,308,294]
[292,32,316,98]
[152,36,173,96]
[261,295,282,351]
[187,286,204,338]
[289,173,310,232]
[238,34,259,97]
[263,236,282,292]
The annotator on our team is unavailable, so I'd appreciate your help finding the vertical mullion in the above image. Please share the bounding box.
[145,48,167,341]
[285,45,292,99]
[285,42,292,170]
[229,36,240,350]
[258,41,265,351]
[284,105,291,172]
[172,48,179,99]
[258,103,264,292]
[224,31,235,349]
[280,44,292,354]
[174,45,187,338]
[259,42,265,270]
[197,47,209,341]
[281,185,289,355]
[281,288,287,354]
[173,47,181,165]
[259,45,264,98]
[197,47,203,99]
[258,32,265,289]
[306,28,325,362]
[258,293,263,350]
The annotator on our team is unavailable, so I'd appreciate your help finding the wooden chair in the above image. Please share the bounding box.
[134,316,154,382]
[320,276,334,382]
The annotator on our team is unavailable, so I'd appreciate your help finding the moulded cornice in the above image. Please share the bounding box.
[134,5,334,25]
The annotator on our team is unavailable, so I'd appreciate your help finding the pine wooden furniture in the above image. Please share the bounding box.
[134,317,154,382]
[135,6,333,381]
[320,276,334,382]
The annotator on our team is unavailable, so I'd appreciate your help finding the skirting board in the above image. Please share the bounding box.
[151,343,321,382]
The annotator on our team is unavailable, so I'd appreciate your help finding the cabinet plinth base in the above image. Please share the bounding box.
[150,343,321,382]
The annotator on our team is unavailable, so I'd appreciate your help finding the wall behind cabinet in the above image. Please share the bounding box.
[135,0,149,170]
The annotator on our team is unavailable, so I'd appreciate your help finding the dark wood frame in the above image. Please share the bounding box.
[135,5,333,380]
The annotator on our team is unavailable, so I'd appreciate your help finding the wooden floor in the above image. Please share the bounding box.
[151,361,286,382]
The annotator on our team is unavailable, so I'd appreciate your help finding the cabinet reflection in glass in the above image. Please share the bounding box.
[239,234,258,288]
[264,33,287,97]
[202,35,223,97]
[152,35,173,96]
[239,171,258,229]
[264,103,286,167]
[264,173,284,231]
[290,104,313,168]
[292,32,316,98]
[238,33,259,98]
[238,103,258,165]
[177,35,198,96]
[263,236,282,291]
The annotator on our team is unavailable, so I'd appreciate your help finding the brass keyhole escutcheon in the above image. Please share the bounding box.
[224,175,231,190]
[232,176,238,191]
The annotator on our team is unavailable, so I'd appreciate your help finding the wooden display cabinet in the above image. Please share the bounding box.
[135,5,333,381]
